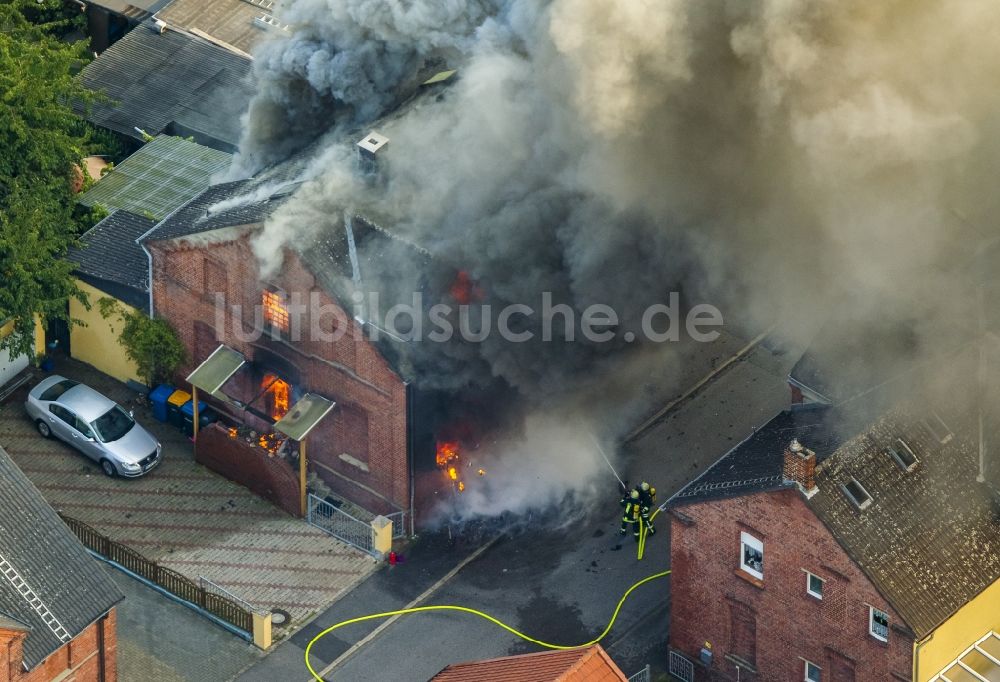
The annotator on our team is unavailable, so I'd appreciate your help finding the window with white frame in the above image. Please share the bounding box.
[869,606,889,641]
[804,660,821,681]
[805,571,824,599]
[740,531,764,580]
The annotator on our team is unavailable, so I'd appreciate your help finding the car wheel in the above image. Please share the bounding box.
[100,459,117,478]
[36,420,51,439]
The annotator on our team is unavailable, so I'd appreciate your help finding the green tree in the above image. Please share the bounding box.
[98,299,187,387]
[0,2,106,359]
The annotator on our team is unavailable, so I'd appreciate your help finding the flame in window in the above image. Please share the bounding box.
[261,373,290,421]
[262,290,289,333]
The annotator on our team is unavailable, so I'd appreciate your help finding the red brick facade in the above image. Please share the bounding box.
[669,489,913,681]
[0,609,117,682]
[149,229,410,516]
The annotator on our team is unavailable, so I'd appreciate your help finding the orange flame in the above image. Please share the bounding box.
[447,466,458,480]
[228,427,238,439]
[261,373,291,421]
[458,481,465,492]
[436,441,466,492]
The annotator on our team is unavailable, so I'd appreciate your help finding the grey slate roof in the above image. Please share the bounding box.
[78,135,232,220]
[143,179,292,243]
[77,22,253,152]
[69,210,156,311]
[0,446,123,670]
[669,406,845,505]
[806,405,1000,639]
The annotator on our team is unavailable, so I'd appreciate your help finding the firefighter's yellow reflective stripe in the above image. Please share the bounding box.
[305,569,671,681]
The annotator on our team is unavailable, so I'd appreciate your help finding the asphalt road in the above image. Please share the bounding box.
[240,327,804,681]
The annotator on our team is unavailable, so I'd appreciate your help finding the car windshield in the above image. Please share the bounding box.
[39,379,78,402]
[91,405,134,443]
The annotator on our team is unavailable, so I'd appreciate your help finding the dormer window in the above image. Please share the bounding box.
[888,438,918,472]
[841,478,872,510]
[262,289,289,334]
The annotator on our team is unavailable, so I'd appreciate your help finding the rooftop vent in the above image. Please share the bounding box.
[888,438,919,472]
[357,131,389,175]
[841,477,872,510]
[253,14,289,31]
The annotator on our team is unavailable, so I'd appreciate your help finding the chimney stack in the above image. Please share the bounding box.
[783,438,818,496]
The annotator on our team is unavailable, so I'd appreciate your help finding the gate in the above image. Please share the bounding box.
[627,664,651,682]
[669,651,695,682]
[386,510,407,539]
[307,494,375,556]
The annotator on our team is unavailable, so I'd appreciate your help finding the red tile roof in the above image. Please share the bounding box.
[429,645,628,682]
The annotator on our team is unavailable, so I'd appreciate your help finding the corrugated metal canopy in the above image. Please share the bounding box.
[274,394,336,441]
[186,345,245,395]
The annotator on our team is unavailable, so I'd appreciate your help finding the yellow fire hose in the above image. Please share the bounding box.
[305,564,672,680]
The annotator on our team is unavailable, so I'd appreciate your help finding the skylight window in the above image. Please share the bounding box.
[841,478,872,510]
[888,438,918,472]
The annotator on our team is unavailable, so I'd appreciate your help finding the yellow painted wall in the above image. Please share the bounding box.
[33,316,44,356]
[915,578,1000,680]
[69,280,142,385]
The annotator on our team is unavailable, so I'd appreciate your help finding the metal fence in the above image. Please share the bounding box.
[200,577,256,614]
[60,514,253,634]
[668,651,695,682]
[627,664,651,682]
[307,494,375,556]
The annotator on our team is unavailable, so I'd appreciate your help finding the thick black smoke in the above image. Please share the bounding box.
[232,0,1000,517]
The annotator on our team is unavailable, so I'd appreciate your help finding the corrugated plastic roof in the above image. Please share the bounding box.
[430,645,627,682]
[78,135,232,220]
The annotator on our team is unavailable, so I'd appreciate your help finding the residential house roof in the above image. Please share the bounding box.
[671,351,1000,640]
[87,0,169,22]
[669,405,846,506]
[807,404,1000,639]
[68,210,157,311]
[78,135,232,221]
[155,0,281,56]
[77,21,253,152]
[143,179,292,243]
[430,645,628,682]
[0,446,123,670]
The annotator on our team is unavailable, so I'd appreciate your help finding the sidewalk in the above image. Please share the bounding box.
[238,531,484,681]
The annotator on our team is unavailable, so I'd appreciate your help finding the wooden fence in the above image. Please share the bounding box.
[59,514,254,634]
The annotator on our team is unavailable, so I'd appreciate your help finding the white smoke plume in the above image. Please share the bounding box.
[231,0,1000,517]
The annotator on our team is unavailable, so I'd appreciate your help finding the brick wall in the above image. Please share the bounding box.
[669,489,913,681]
[149,231,410,514]
[9,609,118,682]
[196,422,301,517]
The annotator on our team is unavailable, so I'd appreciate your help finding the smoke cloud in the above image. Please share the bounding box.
[231,0,1000,518]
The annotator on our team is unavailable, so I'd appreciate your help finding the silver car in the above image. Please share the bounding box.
[25,375,162,478]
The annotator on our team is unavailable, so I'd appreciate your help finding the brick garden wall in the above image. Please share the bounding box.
[669,489,913,681]
[149,230,410,515]
[196,422,301,517]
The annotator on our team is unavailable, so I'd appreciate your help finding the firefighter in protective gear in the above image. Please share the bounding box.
[619,490,642,542]
[636,481,657,536]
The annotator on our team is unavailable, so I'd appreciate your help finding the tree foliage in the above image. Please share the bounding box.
[98,298,187,387]
[0,1,107,359]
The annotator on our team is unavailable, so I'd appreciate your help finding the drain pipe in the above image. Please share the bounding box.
[406,381,415,537]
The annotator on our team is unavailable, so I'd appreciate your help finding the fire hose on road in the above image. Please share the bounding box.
[304,565,672,680]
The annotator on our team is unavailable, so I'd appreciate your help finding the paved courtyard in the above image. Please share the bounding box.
[0,359,376,635]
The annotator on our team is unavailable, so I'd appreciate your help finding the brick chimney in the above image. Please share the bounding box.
[783,438,817,496]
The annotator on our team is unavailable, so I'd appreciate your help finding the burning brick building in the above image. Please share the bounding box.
[137,168,430,519]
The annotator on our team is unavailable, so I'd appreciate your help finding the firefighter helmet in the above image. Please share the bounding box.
[640,482,650,492]
[630,490,639,500]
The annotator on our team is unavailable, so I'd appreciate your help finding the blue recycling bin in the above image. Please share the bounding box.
[180,399,216,437]
[149,384,174,423]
